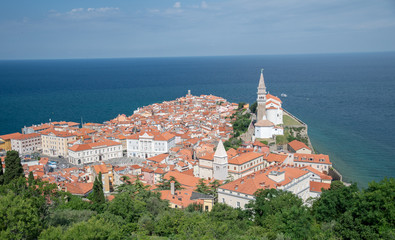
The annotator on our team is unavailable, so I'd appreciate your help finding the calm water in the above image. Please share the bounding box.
[1,53,394,187]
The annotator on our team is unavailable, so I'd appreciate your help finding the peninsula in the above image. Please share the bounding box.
[1,69,334,207]
[0,70,393,239]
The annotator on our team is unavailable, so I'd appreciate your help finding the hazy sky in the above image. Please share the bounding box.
[1,0,394,59]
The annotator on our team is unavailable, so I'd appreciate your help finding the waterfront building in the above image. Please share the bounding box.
[293,153,332,174]
[288,140,312,154]
[126,131,176,158]
[68,139,122,165]
[11,133,42,155]
[41,129,76,157]
[254,69,284,139]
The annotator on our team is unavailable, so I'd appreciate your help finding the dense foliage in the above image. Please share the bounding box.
[231,109,251,138]
[3,150,24,184]
[0,161,394,240]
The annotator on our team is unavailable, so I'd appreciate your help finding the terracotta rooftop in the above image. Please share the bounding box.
[288,140,311,151]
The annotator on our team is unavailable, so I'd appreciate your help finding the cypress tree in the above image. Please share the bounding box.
[4,150,24,184]
[92,173,105,204]
[28,171,34,186]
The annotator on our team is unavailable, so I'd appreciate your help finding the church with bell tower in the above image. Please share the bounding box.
[254,69,284,139]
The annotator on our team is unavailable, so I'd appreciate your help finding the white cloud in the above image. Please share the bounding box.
[50,7,120,20]
[201,1,208,9]
[173,2,181,9]
[148,9,160,14]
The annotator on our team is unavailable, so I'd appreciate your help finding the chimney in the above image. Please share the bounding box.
[170,181,175,195]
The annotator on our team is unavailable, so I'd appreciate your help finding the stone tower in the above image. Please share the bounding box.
[256,69,267,121]
[213,140,228,180]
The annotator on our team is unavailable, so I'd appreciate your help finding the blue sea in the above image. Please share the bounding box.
[1,52,394,188]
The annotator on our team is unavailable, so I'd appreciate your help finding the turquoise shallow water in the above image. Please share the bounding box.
[1,53,394,188]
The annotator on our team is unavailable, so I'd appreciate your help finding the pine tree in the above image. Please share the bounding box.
[92,173,105,204]
[4,150,24,184]
[28,171,34,186]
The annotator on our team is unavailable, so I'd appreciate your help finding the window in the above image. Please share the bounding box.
[237,202,240,208]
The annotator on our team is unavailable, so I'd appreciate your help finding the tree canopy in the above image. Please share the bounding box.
[0,168,393,239]
[3,150,24,184]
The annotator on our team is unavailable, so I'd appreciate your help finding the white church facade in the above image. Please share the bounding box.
[254,69,284,139]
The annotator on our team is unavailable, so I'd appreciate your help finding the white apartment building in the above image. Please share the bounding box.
[293,153,332,174]
[126,131,175,158]
[218,165,315,209]
[11,133,42,155]
[68,140,122,165]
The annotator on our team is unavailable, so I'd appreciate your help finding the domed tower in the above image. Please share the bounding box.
[213,140,228,180]
[256,69,267,121]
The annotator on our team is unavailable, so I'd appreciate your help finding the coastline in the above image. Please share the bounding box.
[283,109,345,184]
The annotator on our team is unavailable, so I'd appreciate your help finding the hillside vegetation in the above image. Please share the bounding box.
[1,163,394,239]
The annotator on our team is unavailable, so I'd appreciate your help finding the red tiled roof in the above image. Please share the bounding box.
[266,153,288,163]
[63,182,93,195]
[69,139,121,152]
[228,152,263,165]
[288,140,311,151]
[147,153,169,163]
[294,153,331,165]
[220,166,309,195]
[11,133,41,140]
[0,132,22,140]
[310,181,331,193]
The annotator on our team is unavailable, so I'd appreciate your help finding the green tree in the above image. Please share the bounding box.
[106,192,147,222]
[246,188,315,239]
[3,150,24,184]
[335,178,395,239]
[312,181,358,223]
[55,217,124,240]
[92,173,105,205]
[28,171,35,186]
[249,101,257,113]
[47,209,96,227]
[0,191,41,239]
[156,176,182,190]
[195,178,210,194]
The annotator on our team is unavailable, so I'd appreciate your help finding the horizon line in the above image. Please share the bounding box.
[0,50,394,61]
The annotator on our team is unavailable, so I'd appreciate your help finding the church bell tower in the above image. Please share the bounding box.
[256,69,267,121]
[213,140,228,180]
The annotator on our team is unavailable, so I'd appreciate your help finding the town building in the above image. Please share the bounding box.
[160,181,214,211]
[41,129,76,157]
[68,139,122,165]
[197,140,267,181]
[293,153,332,174]
[11,133,42,155]
[92,163,117,193]
[126,131,176,158]
[218,165,323,209]
[288,140,312,154]
[0,132,22,151]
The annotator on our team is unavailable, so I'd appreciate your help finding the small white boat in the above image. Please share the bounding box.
[281,93,287,97]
